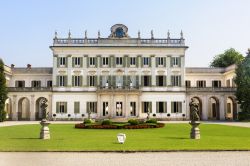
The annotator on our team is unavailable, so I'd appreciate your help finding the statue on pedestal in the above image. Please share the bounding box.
[40,98,50,140]
[189,98,201,139]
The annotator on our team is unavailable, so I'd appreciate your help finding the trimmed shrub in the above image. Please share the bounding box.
[238,112,250,121]
[146,119,157,124]
[84,119,92,124]
[101,119,112,125]
[128,119,139,125]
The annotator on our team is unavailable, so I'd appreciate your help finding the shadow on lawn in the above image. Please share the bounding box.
[10,138,40,140]
[163,136,189,140]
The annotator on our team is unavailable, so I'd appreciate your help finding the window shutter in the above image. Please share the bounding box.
[156,76,159,86]
[171,102,174,113]
[94,76,97,86]
[149,76,152,86]
[163,76,166,86]
[123,75,126,86]
[65,102,67,113]
[74,102,80,114]
[65,57,68,67]
[87,57,89,68]
[127,76,131,86]
[127,57,130,67]
[95,57,98,68]
[87,76,90,86]
[171,76,174,86]
[170,57,173,67]
[156,102,159,113]
[164,57,166,67]
[178,57,181,67]
[100,76,103,86]
[164,102,167,113]
[108,75,111,85]
[86,102,89,113]
[113,57,116,68]
[80,57,83,67]
[100,57,102,68]
[72,57,75,67]
[109,57,112,68]
[112,76,116,86]
[123,57,126,67]
[141,76,144,86]
[72,76,75,86]
[149,102,152,113]
[178,76,181,86]
[156,58,159,67]
[136,75,139,87]
[149,57,151,67]
[80,76,83,86]
[57,57,60,67]
[56,102,59,113]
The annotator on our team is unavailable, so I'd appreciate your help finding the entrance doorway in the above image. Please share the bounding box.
[116,102,123,116]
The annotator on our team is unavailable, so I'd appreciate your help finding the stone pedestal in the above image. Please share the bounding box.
[40,119,50,139]
[189,121,200,139]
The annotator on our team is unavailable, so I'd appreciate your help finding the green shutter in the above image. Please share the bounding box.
[113,57,116,68]
[87,76,90,86]
[136,57,139,67]
[86,102,89,113]
[178,76,181,87]
[141,76,144,86]
[136,75,139,87]
[65,102,67,113]
[65,76,68,86]
[80,57,83,67]
[163,76,166,86]
[141,57,144,67]
[171,76,174,86]
[108,75,111,85]
[127,57,130,67]
[149,57,151,67]
[149,76,152,86]
[171,102,174,113]
[109,57,112,68]
[127,76,131,86]
[72,76,75,86]
[112,75,116,86]
[94,76,97,86]
[156,58,159,67]
[95,57,97,68]
[100,57,103,68]
[87,57,89,68]
[65,57,68,67]
[74,102,80,114]
[178,57,181,67]
[149,102,152,113]
[72,57,75,67]
[123,75,126,86]
[56,102,59,113]
[156,76,159,86]
[123,57,126,67]
[57,57,60,67]
[164,57,166,67]
[80,76,83,86]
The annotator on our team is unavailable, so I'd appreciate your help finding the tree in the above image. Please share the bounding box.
[235,49,250,120]
[0,59,8,122]
[210,48,244,67]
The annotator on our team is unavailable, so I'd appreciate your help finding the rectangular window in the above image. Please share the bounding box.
[31,80,41,88]
[59,57,66,66]
[143,76,151,86]
[171,57,181,67]
[74,57,81,66]
[156,76,165,86]
[232,78,236,87]
[15,80,25,88]
[116,57,123,66]
[56,102,67,113]
[130,57,136,66]
[185,80,191,88]
[89,76,96,86]
[171,75,181,86]
[143,57,149,66]
[157,57,164,66]
[102,102,109,116]
[74,102,80,114]
[130,102,136,116]
[212,80,221,88]
[156,102,167,113]
[73,76,81,87]
[89,57,96,66]
[142,102,152,113]
[196,80,206,88]
[171,102,182,113]
[59,76,66,86]
[102,57,109,66]
[226,79,231,87]
[47,80,52,88]
[87,102,97,113]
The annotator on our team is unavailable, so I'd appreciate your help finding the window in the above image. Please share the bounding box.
[157,57,164,66]
[130,102,136,116]
[156,102,167,113]
[89,57,96,66]
[56,102,67,113]
[142,102,152,113]
[47,80,52,87]
[130,57,136,66]
[212,80,221,88]
[31,80,41,88]
[102,57,109,66]
[196,80,206,88]
[185,80,191,88]
[102,102,109,116]
[142,76,151,86]
[171,57,181,67]
[89,76,96,86]
[74,102,80,114]
[59,76,66,87]
[227,103,232,114]
[59,57,66,66]
[156,76,166,86]
[143,57,149,66]
[171,75,181,86]
[74,57,81,66]
[171,102,182,113]
[116,57,123,66]
[72,76,82,87]
[15,80,25,88]
[87,102,97,113]
[232,78,236,87]
[226,79,231,87]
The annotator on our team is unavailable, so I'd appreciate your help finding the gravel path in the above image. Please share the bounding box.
[0,152,249,166]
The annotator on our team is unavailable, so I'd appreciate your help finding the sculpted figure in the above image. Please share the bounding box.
[189,98,200,122]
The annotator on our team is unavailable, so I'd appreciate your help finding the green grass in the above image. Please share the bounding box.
[0,124,249,151]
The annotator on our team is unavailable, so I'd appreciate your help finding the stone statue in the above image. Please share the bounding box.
[189,98,200,122]
[147,108,150,120]
[40,98,49,120]
[151,30,154,39]
[87,106,92,119]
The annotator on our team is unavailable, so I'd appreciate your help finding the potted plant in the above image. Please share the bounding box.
[52,114,56,121]
[68,114,71,121]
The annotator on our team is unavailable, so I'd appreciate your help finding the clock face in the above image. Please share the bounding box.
[115,28,124,38]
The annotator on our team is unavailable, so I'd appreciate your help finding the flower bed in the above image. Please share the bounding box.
[75,122,165,129]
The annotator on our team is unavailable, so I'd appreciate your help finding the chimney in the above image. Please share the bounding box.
[27,64,31,69]
[11,64,15,69]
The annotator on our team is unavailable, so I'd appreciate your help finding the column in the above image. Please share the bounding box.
[202,95,208,120]
[12,95,18,120]
[219,95,226,120]
[138,55,142,85]
[30,95,36,121]
[53,55,58,86]
[97,55,101,87]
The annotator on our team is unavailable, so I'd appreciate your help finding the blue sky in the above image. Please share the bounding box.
[1,0,250,67]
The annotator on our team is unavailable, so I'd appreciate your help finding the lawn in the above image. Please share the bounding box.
[0,124,249,151]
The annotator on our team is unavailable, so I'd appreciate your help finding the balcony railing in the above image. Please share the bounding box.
[186,87,236,92]
[8,87,52,92]
[97,85,141,92]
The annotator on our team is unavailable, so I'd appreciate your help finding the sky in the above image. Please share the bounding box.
[0,0,250,67]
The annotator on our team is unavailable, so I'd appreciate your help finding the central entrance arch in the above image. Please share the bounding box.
[18,97,30,120]
[208,97,220,120]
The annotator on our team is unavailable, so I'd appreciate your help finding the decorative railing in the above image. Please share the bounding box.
[8,87,52,92]
[53,38,185,47]
[186,87,236,92]
[97,85,141,92]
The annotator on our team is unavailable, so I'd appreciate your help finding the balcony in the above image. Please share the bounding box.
[8,87,52,92]
[97,85,141,93]
[186,87,236,92]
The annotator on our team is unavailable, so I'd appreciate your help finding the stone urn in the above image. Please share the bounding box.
[40,119,51,139]
[189,121,200,139]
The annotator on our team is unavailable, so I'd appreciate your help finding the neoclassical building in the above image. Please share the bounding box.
[3,24,239,121]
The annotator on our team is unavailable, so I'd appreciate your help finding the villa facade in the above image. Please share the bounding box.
[3,24,239,121]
